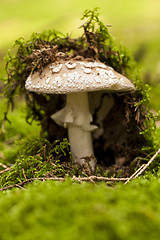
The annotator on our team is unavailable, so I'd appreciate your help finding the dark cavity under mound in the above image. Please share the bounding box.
[41,91,147,176]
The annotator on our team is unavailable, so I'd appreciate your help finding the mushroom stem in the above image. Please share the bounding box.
[66,92,97,173]
[68,125,95,171]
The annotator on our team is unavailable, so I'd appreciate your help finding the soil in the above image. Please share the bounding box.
[91,92,146,177]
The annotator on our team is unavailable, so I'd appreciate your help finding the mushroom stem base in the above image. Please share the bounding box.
[68,125,96,173]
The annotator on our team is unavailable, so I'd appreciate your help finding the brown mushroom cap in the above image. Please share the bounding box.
[25,59,135,94]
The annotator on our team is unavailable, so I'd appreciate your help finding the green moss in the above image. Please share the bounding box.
[0,137,86,189]
[0,98,40,164]
[0,176,160,240]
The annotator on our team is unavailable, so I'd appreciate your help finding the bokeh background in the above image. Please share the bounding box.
[0,0,160,107]
[0,0,160,111]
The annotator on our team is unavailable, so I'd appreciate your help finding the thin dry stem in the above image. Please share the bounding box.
[124,164,145,184]
[22,168,27,181]
[125,148,160,184]
[0,176,129,191]
[0,168,11,175]
[0,163,8,169]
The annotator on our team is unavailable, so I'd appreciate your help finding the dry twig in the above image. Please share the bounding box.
[0,168,11,175]
[0,163,8,169]
[72,176,128,182]
[0,176,129,191]
[124,164,146,184]
[125,148,160,184]
[1,148,159,191]
[22,168,27,181]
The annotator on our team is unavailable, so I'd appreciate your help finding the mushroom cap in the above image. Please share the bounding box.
[25,59,135,94]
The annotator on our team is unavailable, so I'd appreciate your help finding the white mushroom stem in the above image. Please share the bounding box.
[68,125,94,166]
[67,92,97,172]
[51,92,97,173]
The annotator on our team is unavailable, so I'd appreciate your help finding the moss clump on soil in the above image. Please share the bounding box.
[2,8,159,176]
[0,138,85,189]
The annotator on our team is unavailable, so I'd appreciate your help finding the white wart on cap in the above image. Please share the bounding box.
[25,59,135,94]
[25,59,135,174]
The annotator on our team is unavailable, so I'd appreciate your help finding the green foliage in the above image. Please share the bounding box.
[154,128,160,149]
[0,98,40,164]
[0,176,160,240]
[149,84,160,111]
[0,98,39,139]
[0,138,78,189]
[81,8,134,75]
[53,138,71,156]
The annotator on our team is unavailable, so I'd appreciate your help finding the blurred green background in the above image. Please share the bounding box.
[0,0,160,110]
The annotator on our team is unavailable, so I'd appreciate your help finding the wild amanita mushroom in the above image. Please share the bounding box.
[25,58,135,173]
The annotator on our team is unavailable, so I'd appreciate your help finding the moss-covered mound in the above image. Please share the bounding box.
[2,9,158,175]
